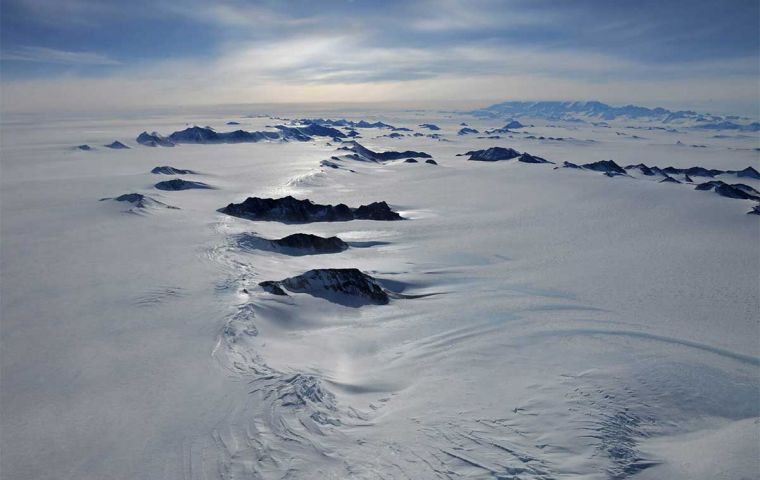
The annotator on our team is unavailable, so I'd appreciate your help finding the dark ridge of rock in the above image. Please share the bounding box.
[154,179,213,191]
[465,147,521,161]
[504,120,525,129]
[662,166,724,177]
[226,121,241,125]
[77,144,93,151]
[385,132,404,138]
[625,163,656,176]
[356,120,395,129]
[695,180,724,191]
[300,118,397,130]
[393,127,413,132]
[581,160,627,175]
[279,124,346,138]
[260,268,390,306]
[562,161,583,169]
[151,166,197,175]
[321,159,340,169]
[637,165,760,179]
[748,204,760,215]
[268,126,317,141]
[112,193,147,205]
[338,141,431,162]
[259,281,287,296]
[219,195,403,223]
[460,122,468,126]
[733,166,760,179]
[137,131,176,147]
[695,181,760,200]
[518,153,553,164]
[458,127,479,135]
[659,176,681,184]
[404,158,418,163]
[169,126,225,143]
[346,130,360,138]
[425,159,438,165]
[100,193,178,210]
[271,233,349,254]
[167,126,288,144]
[716,183,760,200]
[684,174,694,183]
[353,201,403,220]
[105,141,130,149]
[154,125,333,145]
[419,123,441,131]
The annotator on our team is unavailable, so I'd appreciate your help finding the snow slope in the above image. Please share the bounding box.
[1,107,758,479]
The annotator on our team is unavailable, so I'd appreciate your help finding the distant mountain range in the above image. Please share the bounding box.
[470,101,759,130]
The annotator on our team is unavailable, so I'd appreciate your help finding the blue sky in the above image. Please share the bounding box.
[1,0,758,114]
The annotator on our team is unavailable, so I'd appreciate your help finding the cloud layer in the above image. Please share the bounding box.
[1,0,758,114]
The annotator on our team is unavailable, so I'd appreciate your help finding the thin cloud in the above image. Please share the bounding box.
[1,46,120,65]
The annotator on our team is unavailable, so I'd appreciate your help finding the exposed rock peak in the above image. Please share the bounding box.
[154,179,213,191]
[260,268,390,306]
[338,141,431,162]
[219,196,403,223]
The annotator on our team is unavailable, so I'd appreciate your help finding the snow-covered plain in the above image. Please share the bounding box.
[1,106,758,479]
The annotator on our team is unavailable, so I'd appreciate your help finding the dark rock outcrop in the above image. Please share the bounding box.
[337,141,431,162]
[270,233,348,254]
[464,147,521,161]
[581,160,627,175]
[419,123,441,131]
[695,181,724,191]
[748,204,760,215]
[137,131,176,147]
[105,141,130,149]
[458,127,479,135]
[76,144,93,151]
[300,118,397,130]
[662,166,723,177]
[219,195,403,223]
[625,163,657,176]
[465,147,555,164]
[100,193,178,211]
[562,161,583,169]
[259,268,390,306]
[404,158,418,163]
[140,125,338,146]
[734,166,760,179]
[259,281,287,295]
[167,126,286,144]
[659,176,681,184]
[353,201,402,220]
[278,124,346,138]
[518,153,553,164]
[226,121,241,125]
[151,166,197,175]
[625,164,759,180]
[695,181,760,200]
[154,179,213,191]
[425,159,438,165]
